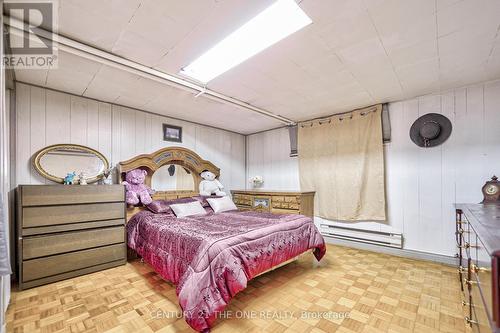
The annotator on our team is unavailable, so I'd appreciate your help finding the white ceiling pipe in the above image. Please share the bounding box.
[4,15,296,126]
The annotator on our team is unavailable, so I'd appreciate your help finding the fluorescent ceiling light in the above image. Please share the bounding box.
[180,0,312,83]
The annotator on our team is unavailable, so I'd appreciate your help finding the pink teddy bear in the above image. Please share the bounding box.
[123,169,154,206]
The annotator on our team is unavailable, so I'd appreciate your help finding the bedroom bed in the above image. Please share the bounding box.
[118,147,326,332]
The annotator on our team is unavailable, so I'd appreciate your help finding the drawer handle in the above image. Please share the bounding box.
[471,264,491,273]
[465,279,478,286]
[461,300,474,307]
[464,317,478,325]
[457,243,478,249]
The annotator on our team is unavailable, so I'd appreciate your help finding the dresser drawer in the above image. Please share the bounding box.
[284,196,300,203]
[22,218,124,236]
[23,227,125,259]
[271,208,300,215]
[22,202,125,227]
[235,206,252,212]
[233,194,252,206]
[23,243,125,282]
[20,185,124,206]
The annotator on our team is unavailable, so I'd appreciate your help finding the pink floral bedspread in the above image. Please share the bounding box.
[127,209,326,332]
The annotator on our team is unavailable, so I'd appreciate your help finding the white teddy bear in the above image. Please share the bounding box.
[199,170,226,196]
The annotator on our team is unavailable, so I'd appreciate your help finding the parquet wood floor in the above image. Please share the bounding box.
[6,244,466,333]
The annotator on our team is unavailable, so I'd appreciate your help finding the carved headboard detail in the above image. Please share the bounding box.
[117,146,220,220]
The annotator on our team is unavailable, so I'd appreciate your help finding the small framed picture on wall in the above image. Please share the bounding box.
[163,124,182,143]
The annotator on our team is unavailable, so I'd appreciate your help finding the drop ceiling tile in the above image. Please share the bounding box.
[111,0,209,66]
[437,0,500,37]
[388,39,438,70]
[58,0,141,50]
[366,0,435,22]
[112,78,167,110]
[486,52,500,80]
[301,54,346,81]
[436,0,463,11]
[45,51,102,95]
[212,64,282,98]
[276,29,334,67]
[111,28,174,67]
[300,0,366,26]
[438,29,493,74]
[15,69,48,87]
[336,37,404,100]
[313,8,379,51]
[207,80,262,105]
[83,65,141,102]
[439,65,490,89]
[370,12,436,51]
[337,38,387,66]
[314,69,360,88]
[396,59,440,96]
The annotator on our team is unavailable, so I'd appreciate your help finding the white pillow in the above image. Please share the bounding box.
[207,196,237,213]
[170,201,207,218]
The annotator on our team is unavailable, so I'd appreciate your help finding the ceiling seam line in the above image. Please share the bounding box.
[365,7,404,94]
[435,0,442,84]
[487,23,500,63]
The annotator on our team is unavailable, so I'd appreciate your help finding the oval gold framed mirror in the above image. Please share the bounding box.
[33,144,110,184]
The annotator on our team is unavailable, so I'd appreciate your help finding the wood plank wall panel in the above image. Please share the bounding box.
[14,83,246,193]
[246,80,500,256]
[29,87,46,185]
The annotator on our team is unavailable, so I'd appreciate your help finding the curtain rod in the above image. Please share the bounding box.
[299,105,380,128]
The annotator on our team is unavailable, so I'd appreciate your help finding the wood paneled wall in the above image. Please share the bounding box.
[247,80,500,256]
[14,83,246,193]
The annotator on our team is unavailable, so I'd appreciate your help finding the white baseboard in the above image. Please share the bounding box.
[324,236,456,266]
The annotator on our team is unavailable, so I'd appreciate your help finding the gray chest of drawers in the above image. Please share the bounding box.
[455,204,500,333]
[16,185,126,290]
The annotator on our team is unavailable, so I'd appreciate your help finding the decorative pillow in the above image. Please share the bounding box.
[146,200,171,214]
[206,196,237,213]
[170,201,207,218]
[192,195,222,207]
[146,197,197,214]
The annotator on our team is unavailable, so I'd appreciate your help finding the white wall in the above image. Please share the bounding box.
[15,82,246,192]
[247,79,500,257]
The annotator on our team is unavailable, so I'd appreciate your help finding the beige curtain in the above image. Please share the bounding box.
[298,104,386,221]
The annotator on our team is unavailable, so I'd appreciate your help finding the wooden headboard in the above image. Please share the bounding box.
[117,146,220,220]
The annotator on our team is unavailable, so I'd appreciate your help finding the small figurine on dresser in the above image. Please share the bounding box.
[123,169,155,206]
[78,172,87,185]
[199,170,226,196]
[481,175,500,203]
[63,172,76,185]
